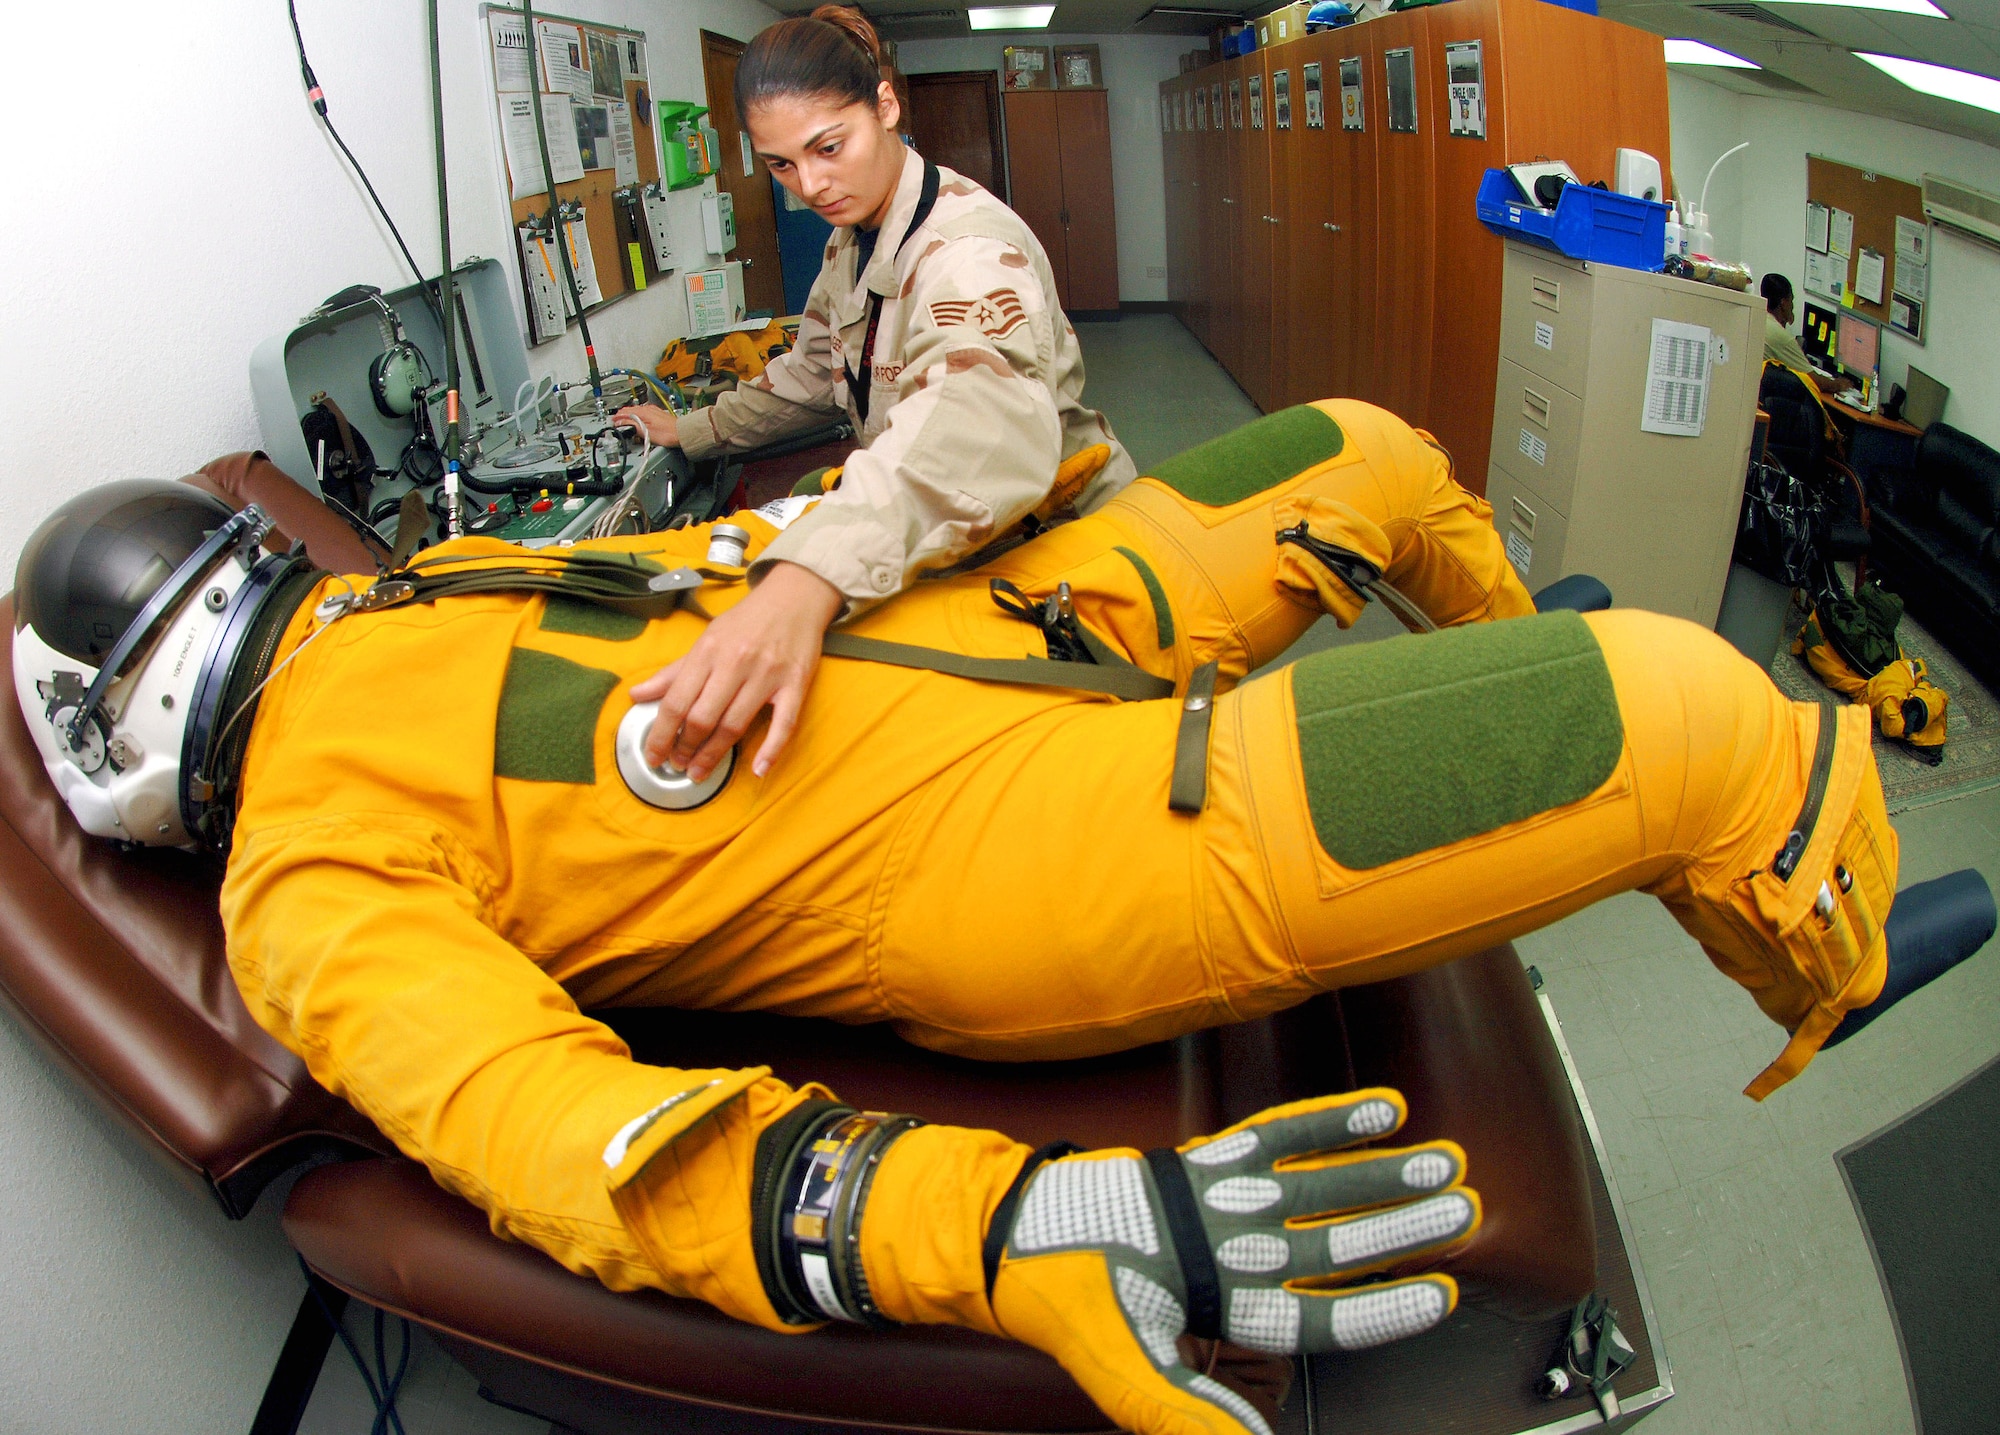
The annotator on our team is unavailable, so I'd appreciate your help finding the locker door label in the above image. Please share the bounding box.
[1445,41,1486,140]
[1339,58,1364,132]
[1304,62,1325,129]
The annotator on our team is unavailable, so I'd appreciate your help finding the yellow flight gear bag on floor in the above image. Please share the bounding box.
[1793,578,1948,761]
[656,322,791,384]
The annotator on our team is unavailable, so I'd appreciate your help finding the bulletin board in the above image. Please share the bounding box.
[1805,156,1930,344]
[483,5,662,336]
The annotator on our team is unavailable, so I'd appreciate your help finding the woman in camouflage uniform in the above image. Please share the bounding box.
[616,6,1133,792]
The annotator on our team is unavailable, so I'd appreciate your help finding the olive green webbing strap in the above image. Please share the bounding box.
[1168,661,1219,814]
[819,632,1174,702]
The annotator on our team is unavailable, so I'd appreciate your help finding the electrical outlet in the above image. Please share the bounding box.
[1147,266,1166,278]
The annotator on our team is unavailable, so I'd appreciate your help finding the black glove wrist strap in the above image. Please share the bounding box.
[1146,1147,1224,1341]
[982,1140,1083,1301]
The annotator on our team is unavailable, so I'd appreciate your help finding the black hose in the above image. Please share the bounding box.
[287,0,444,329]
[521,0,606,399]
[427,0,463,532]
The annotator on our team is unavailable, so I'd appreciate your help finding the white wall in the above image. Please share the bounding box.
[1671,70,2000,451]
[0,0,775,1427]
[896,33,1192,304]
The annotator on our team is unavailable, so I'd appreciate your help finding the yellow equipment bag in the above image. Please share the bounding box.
[656,323,791,383]
[1795,614,1948,757]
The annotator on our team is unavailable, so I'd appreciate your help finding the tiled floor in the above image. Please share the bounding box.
[1081,312,2000,1435]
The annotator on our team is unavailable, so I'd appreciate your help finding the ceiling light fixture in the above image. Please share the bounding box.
[968,5,1056,28]
[1665,38,1762,66]
[1857,52,2000,113]
[1759,0,1949,18]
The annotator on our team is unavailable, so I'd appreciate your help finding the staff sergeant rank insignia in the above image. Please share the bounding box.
[930,288,1028,340]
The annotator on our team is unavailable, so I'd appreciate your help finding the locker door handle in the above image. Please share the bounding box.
[1263,214,1278,223]
[1323,222,1342,232]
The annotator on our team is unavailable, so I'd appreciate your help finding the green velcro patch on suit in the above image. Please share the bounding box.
[494,648,620,784]
[1149,406,1345,508]
[792,466,834,497]
[1292,611,1624,870]
[539,594,648,642]
[1113,546,1175,650]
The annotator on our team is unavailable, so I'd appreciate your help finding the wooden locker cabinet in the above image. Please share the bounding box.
[1484,242,1762,626]
[1003,89,1121,314]
[1160,0,1671,495]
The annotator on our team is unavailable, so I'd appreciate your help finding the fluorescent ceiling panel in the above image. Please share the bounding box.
[1858,51,2000,112]
[1665,38,1762,65]
[1760,0,1949,17]
[968,5,1057,27]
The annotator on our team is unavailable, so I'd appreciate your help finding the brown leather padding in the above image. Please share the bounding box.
[287,956,1593,1432]
[0,598,393,1215]
[185,451,386,576]
[0,461,1594,1426]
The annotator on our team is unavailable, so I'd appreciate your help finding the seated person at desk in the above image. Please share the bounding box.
[1761,273,1848,399]
[14,400,1935,1435]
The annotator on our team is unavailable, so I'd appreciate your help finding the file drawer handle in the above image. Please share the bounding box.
[1530,275,1561,312]
[1521,388,1552,428]
[1510,497,1537,540]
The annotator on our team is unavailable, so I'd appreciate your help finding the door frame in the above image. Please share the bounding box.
[906,69,1008,203]
[699,29,787,315]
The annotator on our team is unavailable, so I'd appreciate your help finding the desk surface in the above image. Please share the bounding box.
[1828,396,1923,436]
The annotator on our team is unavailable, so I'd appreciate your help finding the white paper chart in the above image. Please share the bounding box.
[1641,319,1712,438]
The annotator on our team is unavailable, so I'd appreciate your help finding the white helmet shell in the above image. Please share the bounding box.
[12,552,253,848]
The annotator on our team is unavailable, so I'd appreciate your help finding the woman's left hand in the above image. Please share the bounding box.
[631,560,844,781]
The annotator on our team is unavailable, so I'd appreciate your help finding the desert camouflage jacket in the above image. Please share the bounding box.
[675,148,1136,610]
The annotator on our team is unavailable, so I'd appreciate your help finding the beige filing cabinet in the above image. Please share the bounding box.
[1485,242,1762,627]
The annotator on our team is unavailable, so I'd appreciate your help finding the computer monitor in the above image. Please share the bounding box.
[1836,311,1880,380]
[1903,364,1950,430]
[1802,301,1840,365]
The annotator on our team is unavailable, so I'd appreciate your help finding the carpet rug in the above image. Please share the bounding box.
[1770,595,2000,814]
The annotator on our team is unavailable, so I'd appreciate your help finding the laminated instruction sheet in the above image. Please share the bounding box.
[1640,318,1712,438]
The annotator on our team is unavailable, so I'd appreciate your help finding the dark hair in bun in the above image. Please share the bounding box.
[735,6,888,118]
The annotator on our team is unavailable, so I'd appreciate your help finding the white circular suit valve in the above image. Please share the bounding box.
[616,702,734,810]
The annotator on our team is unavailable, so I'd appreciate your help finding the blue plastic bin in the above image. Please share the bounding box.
[1475,169,1666,272]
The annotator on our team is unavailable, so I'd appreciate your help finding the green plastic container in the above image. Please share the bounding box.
[658,101,718,191]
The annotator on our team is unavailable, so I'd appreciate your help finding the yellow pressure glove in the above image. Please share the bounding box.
[987,1090,1479,1435]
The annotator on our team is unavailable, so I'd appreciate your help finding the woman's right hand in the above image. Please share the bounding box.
[613,404,681,448]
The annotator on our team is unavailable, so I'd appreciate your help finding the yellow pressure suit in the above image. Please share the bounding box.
[218,401,1895,1399]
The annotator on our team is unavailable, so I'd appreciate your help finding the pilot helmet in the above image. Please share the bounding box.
[12,480,310,851]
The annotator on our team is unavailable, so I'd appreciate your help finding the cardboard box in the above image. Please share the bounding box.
[1002,45,1052,90]
[1258,2,1313,47]
[1054,43,1102,89]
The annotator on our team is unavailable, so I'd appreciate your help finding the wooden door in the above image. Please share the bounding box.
[1278,35,1344,409]
[1164,80,1188,325]
[1330,41,1380,409]
[1003,91,1071,308]
[700,31,786,315]
[1265,48,1304,410]
[1202,71,1231,357]
[907,71,1006,200]
[1366,14,1436,428]
[1056,90,1121,313]
[1213,60,1248,382]
[1235,58,1276,410]
[1423,0,1506,491]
